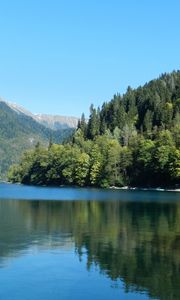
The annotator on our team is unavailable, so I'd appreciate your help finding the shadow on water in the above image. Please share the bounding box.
[0,196,179,300]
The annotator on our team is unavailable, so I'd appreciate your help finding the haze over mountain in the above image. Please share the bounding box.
[4,100,79,129]
[0,99,76,178]
[34,114,78,130]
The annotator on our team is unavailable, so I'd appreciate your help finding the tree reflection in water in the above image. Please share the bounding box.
[0,199,179,300]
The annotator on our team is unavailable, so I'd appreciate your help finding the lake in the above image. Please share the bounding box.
[0,183,179,300]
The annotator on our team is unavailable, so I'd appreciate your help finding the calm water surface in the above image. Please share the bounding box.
[0,183,179,300]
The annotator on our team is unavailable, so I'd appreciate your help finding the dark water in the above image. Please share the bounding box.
[0,184,179,300]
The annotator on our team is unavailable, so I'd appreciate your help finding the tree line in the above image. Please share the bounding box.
[8,71,180,187]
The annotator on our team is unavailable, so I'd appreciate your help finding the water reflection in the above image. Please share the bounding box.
[0,199,179,299]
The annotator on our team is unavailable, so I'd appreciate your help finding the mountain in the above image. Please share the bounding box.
[6,100,79,129]
[34,114,78,130]
[0,99,76,178]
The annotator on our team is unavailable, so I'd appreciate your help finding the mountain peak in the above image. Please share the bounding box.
[1,98,79,129]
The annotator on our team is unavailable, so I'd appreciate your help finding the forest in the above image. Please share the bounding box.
[8,71,180,187]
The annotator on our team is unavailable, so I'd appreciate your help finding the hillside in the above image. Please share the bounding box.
[6,101,79,129]
[8,71,180,188]
[78,71,180,142]
[0,100,74,177]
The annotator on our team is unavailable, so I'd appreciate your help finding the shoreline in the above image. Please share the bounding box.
[1,181,180,192]
[109,186,180,192]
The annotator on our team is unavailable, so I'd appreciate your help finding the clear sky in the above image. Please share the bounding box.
[0,0,180,117]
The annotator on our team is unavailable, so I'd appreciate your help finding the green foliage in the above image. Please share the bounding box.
[8,71,180,188]
[0,101,74,178]
[74,153,90,186]
[89,144,102,186]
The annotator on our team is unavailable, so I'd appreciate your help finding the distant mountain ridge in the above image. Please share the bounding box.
[2,99,79,129]
[34,114,78,130]
[0,98,76,178]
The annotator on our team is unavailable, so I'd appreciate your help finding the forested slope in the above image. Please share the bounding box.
[8,71,180,187]
[0,101,73,177]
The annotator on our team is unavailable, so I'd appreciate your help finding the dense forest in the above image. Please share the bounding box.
[0,101,73,177]
[8,71,180,187]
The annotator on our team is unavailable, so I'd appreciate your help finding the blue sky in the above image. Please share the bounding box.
[0,0,180,117]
